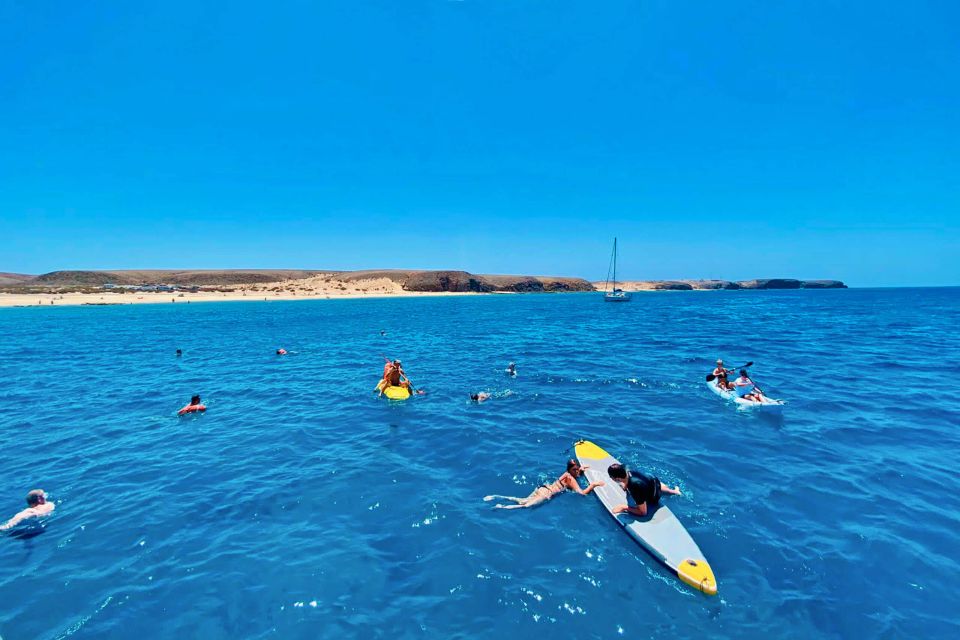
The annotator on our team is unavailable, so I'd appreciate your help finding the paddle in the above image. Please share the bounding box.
[705,361,753,382]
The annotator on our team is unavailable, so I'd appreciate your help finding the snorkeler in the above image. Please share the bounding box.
[485,460,604,509]
[0,490,55,531]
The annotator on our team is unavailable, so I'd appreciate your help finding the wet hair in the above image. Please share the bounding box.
[607,463,627,480]
[26,490,45,506]
[190,395,201,405]
[740,369,748,377]
[470,394,479,401]
[566,459,582,473]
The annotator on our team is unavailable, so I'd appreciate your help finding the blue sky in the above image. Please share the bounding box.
[1,1,956,286]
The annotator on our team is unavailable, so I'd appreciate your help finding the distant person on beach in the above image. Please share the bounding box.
[712,360,733,390]
[607,463,681,517]
[178,395,206,415]
[732,370,764,402]
[506,362,517,376]
[485,460,604,509]
[1,490,55,531]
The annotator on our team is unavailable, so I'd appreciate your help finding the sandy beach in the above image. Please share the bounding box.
[0,275,482,308]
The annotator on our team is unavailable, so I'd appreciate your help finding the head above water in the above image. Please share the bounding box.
[607,463,627,480]
[566,459,583,476]
[470,393,479,401]
[176,349,182,356]
[26,489,46,506]
[190,395,201,405]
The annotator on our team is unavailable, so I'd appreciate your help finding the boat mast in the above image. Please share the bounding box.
[612,238,618,290]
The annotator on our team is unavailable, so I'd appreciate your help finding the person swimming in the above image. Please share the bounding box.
[505,362,517,376]
[470,392,491,402]
[276,348,287,355]
[176,348,182,357]
[485,460,604,509]
[1,490,55,531]
[178,395,206,415]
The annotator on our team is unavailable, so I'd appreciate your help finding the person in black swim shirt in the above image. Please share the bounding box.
[607,463,681,516]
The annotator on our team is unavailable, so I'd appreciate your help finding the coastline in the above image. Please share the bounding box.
[0,289,488,308]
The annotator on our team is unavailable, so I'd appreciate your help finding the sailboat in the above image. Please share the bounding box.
[604,237,632,302]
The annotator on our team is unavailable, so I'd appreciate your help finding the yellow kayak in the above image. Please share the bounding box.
[376,379,411,400]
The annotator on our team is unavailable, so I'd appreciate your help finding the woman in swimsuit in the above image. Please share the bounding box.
[484,459,604,509]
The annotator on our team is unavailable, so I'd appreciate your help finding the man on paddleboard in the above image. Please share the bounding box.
[607,464,681,517]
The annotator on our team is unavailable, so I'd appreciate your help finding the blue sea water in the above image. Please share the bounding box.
[1,289,958,639]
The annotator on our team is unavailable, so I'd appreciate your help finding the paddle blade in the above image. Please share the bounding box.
[705,373,717,382]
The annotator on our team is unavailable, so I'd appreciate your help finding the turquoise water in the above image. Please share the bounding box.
[1,289,958,639]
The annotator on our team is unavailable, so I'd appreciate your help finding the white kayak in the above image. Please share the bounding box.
[574,440,717,595]
[706,379,784,410]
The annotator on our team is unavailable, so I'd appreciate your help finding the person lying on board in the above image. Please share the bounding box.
[712,359,734,390]
[1,490,55,531]
[732,370,765,403]
[485,459,604,509]
[607,463,681,517]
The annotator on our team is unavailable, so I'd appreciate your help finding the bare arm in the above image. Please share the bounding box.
[612,502,648,516]
[0,509,32,531]
[563,474,604,496]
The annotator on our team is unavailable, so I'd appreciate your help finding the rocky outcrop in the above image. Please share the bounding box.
[800,280,847,289]
[737,278,803,289]
[403,271,492,292]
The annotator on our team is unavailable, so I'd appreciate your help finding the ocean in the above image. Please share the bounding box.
[1,288,958,639]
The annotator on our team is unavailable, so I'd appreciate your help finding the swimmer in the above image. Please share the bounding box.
[380,329,387,336]
[485,460,604,509]
[607,463,681,517]
[176,348,182,357]
[276,348,287,355]
[178,394,206,415]
[505,362,517,376]
[1,490,55,531]
[470,392,491,402]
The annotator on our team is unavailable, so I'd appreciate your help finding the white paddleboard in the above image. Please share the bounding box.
[575,440,717,595]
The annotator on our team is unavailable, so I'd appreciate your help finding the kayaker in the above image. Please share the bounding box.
[485,459,604,509]
[607,463,681,517]
[1,490,55,531]
[378,360,412,395]
[712,359,734,390]
[733,369,764,402]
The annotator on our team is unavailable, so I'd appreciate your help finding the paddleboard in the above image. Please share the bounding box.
[706,379,784,410]
[574,440,717,595]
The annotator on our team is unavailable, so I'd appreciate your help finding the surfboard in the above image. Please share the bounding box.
[574,440,717,595]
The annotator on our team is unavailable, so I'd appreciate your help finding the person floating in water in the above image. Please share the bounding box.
[276,348,287,355]
[470,392,491,402]
[505,362,517,377]
[607,463,681,517]
[732,369,765,402]
[712,359,733,390]
[1,490,55,531]
[178,395,206,415]
[379,329,387,336]
[176,348,182,357]
[485,460,604,509]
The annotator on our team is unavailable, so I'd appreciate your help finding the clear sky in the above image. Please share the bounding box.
[1,1,957,286]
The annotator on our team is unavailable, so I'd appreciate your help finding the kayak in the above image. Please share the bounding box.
[574,440,717,596]
[376,379,411,400]
[706,379,784,410]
